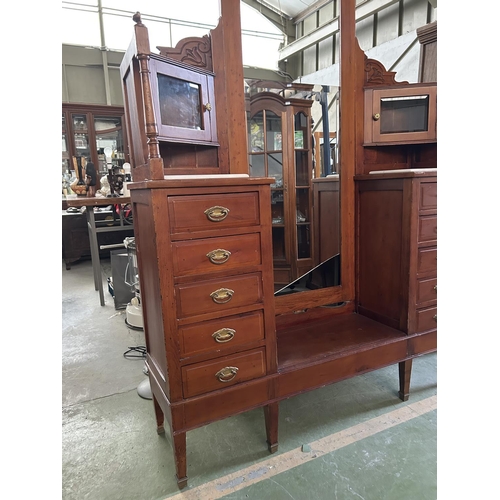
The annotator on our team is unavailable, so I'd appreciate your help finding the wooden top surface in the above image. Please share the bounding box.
[64,196,131,207]
[128,175,274,190]
[277,312,407,371]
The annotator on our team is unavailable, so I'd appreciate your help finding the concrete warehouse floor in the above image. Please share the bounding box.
[62,257,437,500]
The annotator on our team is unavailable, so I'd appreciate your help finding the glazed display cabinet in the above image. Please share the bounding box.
[247,92,314,289]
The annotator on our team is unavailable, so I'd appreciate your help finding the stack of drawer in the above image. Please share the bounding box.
[166,188,275,399]
[411,179,437,334]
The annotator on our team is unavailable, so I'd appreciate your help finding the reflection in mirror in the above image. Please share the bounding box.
[245,82,340,292]
[274,253,340,296]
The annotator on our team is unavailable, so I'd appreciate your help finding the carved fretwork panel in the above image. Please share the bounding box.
[157,35,213,71]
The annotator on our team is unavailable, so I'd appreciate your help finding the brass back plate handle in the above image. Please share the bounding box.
[212,328,236,343]
[210,288,234,304]
[204,206,230,222]
[206,249,231,265]
[215,366,238,383]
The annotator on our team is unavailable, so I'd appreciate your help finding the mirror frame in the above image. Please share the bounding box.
[274,0,355,316]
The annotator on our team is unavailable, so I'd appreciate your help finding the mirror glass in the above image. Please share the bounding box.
[245,83,340,294]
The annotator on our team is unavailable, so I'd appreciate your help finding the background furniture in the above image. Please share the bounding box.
[247,91,314,289]
[62,207,134,269]
[64,196,133,306]
[121,0,437,488]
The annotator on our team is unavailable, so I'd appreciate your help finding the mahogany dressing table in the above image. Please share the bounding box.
[120,0,437,488]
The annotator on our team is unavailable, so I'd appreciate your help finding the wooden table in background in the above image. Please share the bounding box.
[64,196,133,306]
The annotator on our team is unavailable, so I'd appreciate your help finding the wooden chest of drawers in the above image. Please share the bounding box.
[129,176,277,447]
[356,171,437,338]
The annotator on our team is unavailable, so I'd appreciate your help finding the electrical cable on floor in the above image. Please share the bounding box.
[123,346,147,359]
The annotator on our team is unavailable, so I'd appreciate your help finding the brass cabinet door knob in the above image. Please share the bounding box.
[373,113,380,121]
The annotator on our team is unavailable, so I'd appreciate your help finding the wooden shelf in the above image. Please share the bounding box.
[277,313,407,371]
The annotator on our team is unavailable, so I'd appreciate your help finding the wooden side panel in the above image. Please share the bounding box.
[357,181,406,329]
[312,178,340,267]
[131,193,170,398]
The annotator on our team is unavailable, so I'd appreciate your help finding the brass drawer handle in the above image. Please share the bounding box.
[433,314,437,321]
[206,248,231,264]
[204,206,230,222]
[210,288,234,304]
[212,328,236,343]
[433,285,437,291]
[215,366,238,383]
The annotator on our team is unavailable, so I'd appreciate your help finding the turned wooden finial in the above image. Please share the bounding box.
[133,12,143,25]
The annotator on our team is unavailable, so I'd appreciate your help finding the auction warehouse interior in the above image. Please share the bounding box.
[61,1,441,498]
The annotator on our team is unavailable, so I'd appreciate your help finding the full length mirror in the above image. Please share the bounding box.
[245,81,340,296]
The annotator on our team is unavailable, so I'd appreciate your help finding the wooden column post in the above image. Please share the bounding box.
[211,0,249,174]
[339,0,357,299]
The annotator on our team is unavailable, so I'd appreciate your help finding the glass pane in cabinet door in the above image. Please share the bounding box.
[249,153,265,177]
[249,112,264,152]
[268,152,283,187]
[94,116,124,175]
[294,111,309,149]
[380,95,429,134]
[271,189,284,225]
[72,114,91,161]
[272,227,286,260]
[297,225,311,259]
[62,132,70,174]
[296,188,310,223]
[158,74,202,130]
[266,111,282,151]
[295,150,310,186]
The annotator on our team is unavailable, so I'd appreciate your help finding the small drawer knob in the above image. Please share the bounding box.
[373,113,380,121]
[215,366,238,383]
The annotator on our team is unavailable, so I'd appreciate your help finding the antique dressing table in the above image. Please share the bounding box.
[120,0,437,488]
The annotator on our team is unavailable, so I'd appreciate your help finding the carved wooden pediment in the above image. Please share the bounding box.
[364,57,408,86]
[157,35,213,71]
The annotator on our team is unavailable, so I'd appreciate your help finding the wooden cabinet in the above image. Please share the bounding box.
[129,176,277,486]
[62,104,128,180]
[121,0,437,489]
[356,170,437,340]
[363,83,437,146]
[247,92,314,289]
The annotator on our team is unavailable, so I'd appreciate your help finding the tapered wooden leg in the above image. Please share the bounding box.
[152,394,165,435]
[172,431,188,489]
[398,359,413,401]
[263,402,279,453]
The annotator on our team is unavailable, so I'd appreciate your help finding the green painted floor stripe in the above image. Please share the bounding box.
[166,395,437,500]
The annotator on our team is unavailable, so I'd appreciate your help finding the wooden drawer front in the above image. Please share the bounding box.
[415,306,437,333]
[417,247,437,274]
[172,233,261,277]
[176,273,263,318]
[168,192,260,234]
[179,310,265,357]
[419,182,437,211]
[181,348,266,398]
[416,277,437,306]
[418,215,437,244]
